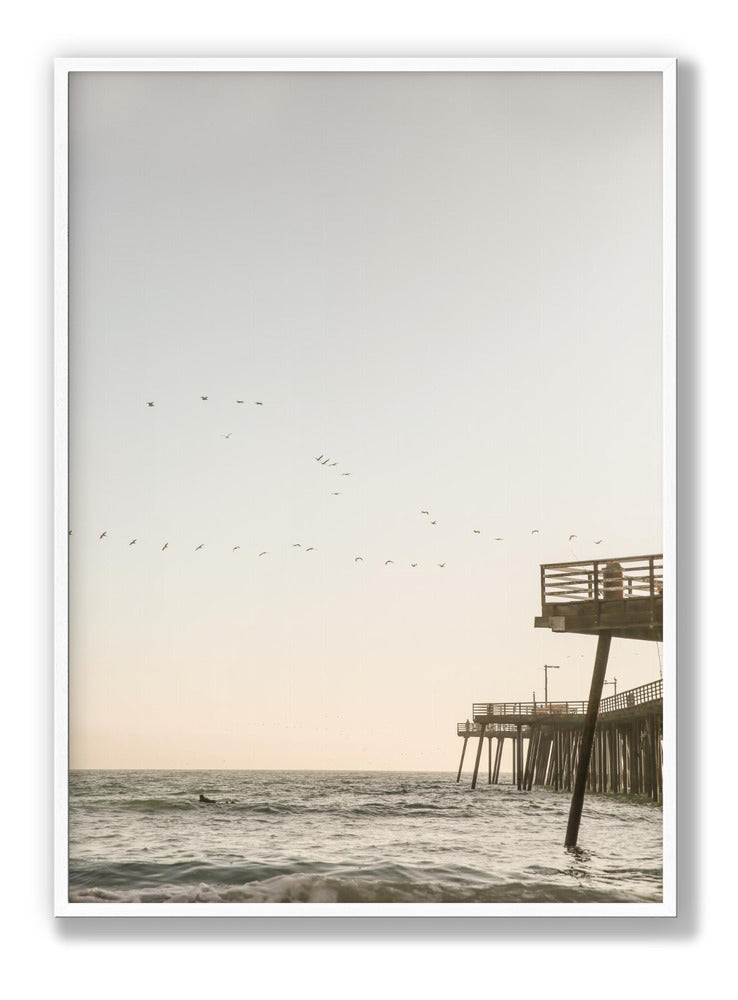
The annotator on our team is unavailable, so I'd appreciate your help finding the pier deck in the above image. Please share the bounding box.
[534,554,663,641]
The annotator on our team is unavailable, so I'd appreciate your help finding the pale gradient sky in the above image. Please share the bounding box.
[68,70,663,771]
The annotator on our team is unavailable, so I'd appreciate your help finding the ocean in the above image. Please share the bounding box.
[68,769,662,904]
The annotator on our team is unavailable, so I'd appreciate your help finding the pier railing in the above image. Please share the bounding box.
[600,678,662,714]
[457,722,525,736]
[473,701,588,719]
[540,554,663,606]
[473,680,662,724]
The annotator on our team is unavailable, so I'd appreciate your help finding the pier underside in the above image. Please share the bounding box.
[535,596,662,641]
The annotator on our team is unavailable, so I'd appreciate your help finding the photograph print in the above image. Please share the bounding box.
[57,58,675,914]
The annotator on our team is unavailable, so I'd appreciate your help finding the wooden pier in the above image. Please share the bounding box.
[537,554,663,845]
[456,553,663,847]
[456,722,531,788]
[460,679,662,800]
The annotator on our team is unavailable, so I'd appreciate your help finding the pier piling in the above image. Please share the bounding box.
[565,631,612,847]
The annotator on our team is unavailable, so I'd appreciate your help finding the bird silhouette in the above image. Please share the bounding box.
[410,563,418,567]
[201,396,208,401]
[129,539,137,546]
[437,563,446,568]
[236,400,245,404]
[315,455,324,462]
[321,459,330,465]
[385,560,394,565]
[430,520,437,525]
[147,401,155,407]
[355,557,363,562]
[494,537,504,541]
[569,534,578,541]
[306,547,316,552]
[473,529,481,534]
[195,544,204,551]
[223,433,232,439]
[99,531,107,539]
[594,539,603,544]
[233,546,240,551]
[331,492,341,496]
[292,543,302,547]
[531,529,540,535]
[258,551,268,557]
[255,401,263,406]
[341,472,351,476]
[162,543,168,551]
[329,462,338,467]
[421,510,429,515]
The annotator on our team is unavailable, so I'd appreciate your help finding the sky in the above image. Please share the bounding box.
[68,69,663,771]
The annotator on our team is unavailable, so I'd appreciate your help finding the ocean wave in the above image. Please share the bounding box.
[76,797,470,819]
[69,872,659,905]
[114,798,199,813]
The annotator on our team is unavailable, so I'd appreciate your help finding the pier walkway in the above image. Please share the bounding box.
[459,679,662,799]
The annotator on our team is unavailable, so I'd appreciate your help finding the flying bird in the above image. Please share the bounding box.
[129,539,137,546]
[147,402,154,407]
[410,563,418,567]
[437,563,446,568]
[161,543,168,551]
[494,537,504,542]
[236,400,245,404]
[421,510,429,515]
[531,529,540,535]
[306,547,316,552]
[594,539,603,544]
[201,396,208,401]
[569,534,578,541]
[341,472,351,476]
[195,544,204,551]
[315,455,324,462]
[223,433,232,439]
[331,492,341,496]
[354,557,363,562]
[385,560,394,566]
[430,521,437,525]
[329,462,338,467]
[321,459,330,465]
[233,546,240,551]
[254,401,263,406]
[258,551,268,557]
[292,543,302,547]
[99,531,107,539]
[473,530,481,534]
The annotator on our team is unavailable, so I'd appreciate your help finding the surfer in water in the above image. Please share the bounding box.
[199,793,215,803]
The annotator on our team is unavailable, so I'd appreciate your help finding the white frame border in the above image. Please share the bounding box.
[54,55,677,918]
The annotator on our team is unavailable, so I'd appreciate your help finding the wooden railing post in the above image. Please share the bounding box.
[593,561,600,624]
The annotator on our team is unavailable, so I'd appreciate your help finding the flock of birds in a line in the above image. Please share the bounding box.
[67,394,606,567]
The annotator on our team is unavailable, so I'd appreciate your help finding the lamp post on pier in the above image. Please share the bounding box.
[543,664,560,707]
[603,677,618,699]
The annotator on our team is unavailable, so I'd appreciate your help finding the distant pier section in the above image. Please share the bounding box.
[460,679,662,799]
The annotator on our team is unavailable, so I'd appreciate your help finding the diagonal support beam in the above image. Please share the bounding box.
[565,631,612,846]
[456,738,469,783]
[471,724,487,789]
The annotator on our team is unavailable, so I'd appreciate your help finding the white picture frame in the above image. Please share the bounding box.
[54,56,676,917]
